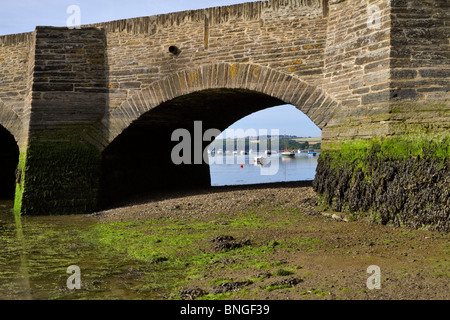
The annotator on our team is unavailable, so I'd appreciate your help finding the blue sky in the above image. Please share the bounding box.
[0,0,321,138]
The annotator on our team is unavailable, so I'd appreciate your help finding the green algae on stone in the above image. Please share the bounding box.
[17,127,102,216]
[314,133,450,231]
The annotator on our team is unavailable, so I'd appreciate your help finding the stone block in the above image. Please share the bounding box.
[419,69,450,78]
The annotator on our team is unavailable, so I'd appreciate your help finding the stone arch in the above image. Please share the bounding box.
[0,99,21,145]
[99,63,339,207]
[102,63,340,149]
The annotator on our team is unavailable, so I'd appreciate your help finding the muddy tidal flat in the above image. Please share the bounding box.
[89,181,449,300]
[1,181,448,300]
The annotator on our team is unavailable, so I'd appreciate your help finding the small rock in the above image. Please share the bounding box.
[265,277,303,288]
[257,272,272,279]
[210,235,251,252]
[179,287,208,300]
[211,280,253,294]
[210,235,235,243]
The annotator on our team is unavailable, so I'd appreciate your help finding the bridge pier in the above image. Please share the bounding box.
[13,27,107,215]
[16,128,102,215]
[315,125,449,232]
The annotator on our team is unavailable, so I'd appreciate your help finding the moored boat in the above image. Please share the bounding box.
[281,150,295,157]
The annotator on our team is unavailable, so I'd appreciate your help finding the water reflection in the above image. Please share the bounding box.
[0,201,183,300]
[14,211,32,300]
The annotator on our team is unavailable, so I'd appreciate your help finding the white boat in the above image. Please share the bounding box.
[282,150,295,157]
[281,133,295,157]
[254,156,266,165]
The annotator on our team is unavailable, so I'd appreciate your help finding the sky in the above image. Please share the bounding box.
[0,0,321,138]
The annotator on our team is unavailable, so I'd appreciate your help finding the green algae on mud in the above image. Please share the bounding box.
[83,213,292,291]
[1,184,449,300]
[71,207,329,299]
[82,203,450,300]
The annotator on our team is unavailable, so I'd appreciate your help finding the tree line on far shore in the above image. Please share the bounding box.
[208,136,321,152]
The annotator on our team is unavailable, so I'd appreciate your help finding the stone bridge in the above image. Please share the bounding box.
[0,0,448,229]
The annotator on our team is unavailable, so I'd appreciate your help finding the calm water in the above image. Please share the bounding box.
[210,152,319,186]
[0,153,318,299]
[0,202,182,300]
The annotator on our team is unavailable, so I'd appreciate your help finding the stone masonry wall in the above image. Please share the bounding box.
[0,32,34,146]
[89,0,420,148]
[322,0,393,142]
[1,0,448,152]
[89,0,330,146]
[314,0,450,232]
[389,0,450,134]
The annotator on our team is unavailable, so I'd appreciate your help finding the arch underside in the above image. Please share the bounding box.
[100,89,286,206]
[99,64,338,207]
[103,63,340,148]
[0,124,19,199]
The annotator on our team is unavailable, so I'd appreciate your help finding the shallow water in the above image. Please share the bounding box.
[0,201,176,300]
